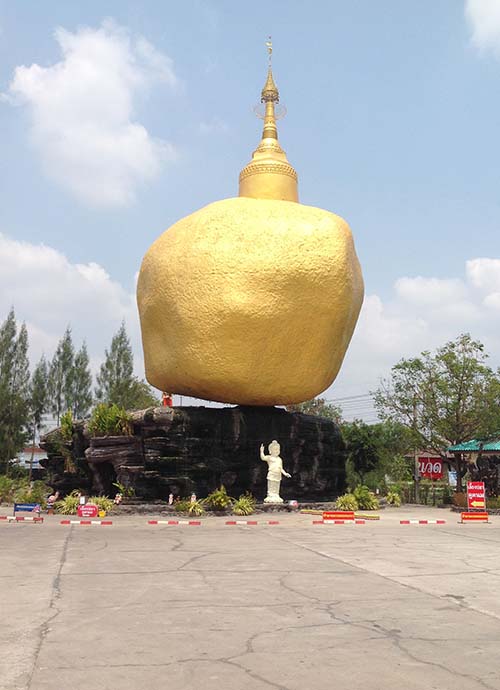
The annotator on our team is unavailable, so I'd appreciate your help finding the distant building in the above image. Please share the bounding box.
[15,446,47,469]
[448,437,500,494]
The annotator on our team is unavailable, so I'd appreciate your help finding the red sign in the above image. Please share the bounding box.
[77,503,98,518]
[323,511,355,521]
[467,481,486,510]
[461,511,489,522]
[418,457,443,480]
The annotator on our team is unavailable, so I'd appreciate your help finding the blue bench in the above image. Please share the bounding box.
[13,502,41,517]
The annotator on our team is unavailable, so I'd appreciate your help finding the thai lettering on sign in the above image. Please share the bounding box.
[77,503,99,518]
[418,457,443,480]
[467,481,486,510]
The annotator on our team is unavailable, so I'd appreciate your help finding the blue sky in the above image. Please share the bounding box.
[0,1,499,420]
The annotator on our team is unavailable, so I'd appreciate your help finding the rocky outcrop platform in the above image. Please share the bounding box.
[41,406,346,502]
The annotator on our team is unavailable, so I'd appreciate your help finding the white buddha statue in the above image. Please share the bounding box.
[259,440,291,503]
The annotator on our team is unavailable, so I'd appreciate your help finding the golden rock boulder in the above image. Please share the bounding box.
[137,196,363,405]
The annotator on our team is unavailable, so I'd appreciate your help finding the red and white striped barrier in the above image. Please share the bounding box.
[60,520,112,526]
[314,519,366,525]
[225,520,280,526]
[1,515,43,523]
[148,520,201,526]
[400,519,446,525]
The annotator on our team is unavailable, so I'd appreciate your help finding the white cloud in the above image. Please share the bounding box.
[329,256,500,414]
[465,0,500,54]
[0,233,141,373]
[5,20,177,206]
[484,291,500,309]
[198,117,229,134]
[466,257,500,291]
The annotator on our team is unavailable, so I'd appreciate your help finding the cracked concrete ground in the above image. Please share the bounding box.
[2,507,500,689]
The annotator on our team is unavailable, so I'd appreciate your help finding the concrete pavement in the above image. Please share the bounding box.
[2,507,500,689]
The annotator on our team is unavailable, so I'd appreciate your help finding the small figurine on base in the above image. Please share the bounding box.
[47,491,60,514]
[259,440,291,504]
[162,392,173,407]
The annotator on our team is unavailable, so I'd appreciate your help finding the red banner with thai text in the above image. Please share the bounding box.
[77,503,98,518]
[418,457,443,480]
[467,481,486,510]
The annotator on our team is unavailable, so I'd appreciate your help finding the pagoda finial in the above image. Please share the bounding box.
[266,36,273,63]
[261,37,279,106]
[238,39,298,202]
[260,38,280,141]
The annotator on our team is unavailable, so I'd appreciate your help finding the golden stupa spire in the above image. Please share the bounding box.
[239,38,298,202]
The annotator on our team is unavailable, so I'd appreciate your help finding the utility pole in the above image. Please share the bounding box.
[413,397,420,504]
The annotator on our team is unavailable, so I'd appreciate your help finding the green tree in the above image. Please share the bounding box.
[0,310,31,473]
[48,327,74,425]
[286,397,343,423]
[96,322,157,409]
[374,334,500,491]
[375,419,416,479]
[96,322,134,407]
[340,419,415,489]
[28,355,49,480]
[127,379,160,408]
[342,420,380,485]
[71,342,93,419]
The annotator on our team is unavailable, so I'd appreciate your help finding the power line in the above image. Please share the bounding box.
[326,393,374,403]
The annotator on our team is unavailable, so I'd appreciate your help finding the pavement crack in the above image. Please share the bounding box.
[27,527,72,689]
[178,551,213,570]
[277,572,322,603]
[222,658,291,690]
[394,635,497,689]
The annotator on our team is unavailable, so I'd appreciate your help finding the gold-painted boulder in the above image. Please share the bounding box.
[137,196,364,405]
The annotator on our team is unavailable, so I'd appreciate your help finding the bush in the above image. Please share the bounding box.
[0,476,16,503]
[202,485,234,511]
[51,410,76,473]
[233,493,256,516]
[452,492,467,508]
[335,493,359,511]
[353,485,379,510]
[89,496,114,513]
[112,481,135,498]
[187,501,205,517]
[388,482,403,497]
[14,480,53,508]
[385,454,413,482]
[173,498,205,516]
[60,410,74,441]
[88,403,132,437]
[386,490,401,507]
[441,484,453,505]
[55,495,80,514]
[7,465,29,480]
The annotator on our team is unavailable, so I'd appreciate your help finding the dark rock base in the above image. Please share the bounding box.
[41,405,346,502]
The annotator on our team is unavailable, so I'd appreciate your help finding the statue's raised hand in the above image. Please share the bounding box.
[260,444,264,453]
